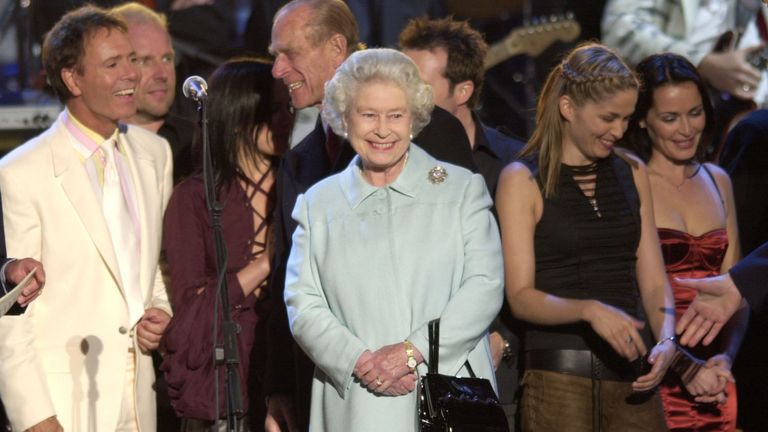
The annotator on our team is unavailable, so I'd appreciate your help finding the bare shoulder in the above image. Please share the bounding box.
[497,161,542,218]
[702,162,732,187]
[614,147,646,173]
[499,161,538,187]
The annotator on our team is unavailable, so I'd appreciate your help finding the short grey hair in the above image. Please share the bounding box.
[322,48,433,137]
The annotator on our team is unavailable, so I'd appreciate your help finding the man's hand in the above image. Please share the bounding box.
[264,394,298,432]
[698,46,763,99]
[5,258,46,306]
[675,274,743,347]
[136,307,171,352]
[25,416,63,432]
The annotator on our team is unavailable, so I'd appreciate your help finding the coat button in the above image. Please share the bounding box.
[119,326,128,334]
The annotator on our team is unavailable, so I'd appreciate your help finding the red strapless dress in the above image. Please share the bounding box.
[658,227,737,432]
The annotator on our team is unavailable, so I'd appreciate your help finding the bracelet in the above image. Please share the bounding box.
[404,340,418,372]
[655,335,676,348]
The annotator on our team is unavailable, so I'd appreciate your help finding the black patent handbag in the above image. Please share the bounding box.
[418,319,510,432]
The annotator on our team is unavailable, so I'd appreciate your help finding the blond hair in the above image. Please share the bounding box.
[521,43,639,197]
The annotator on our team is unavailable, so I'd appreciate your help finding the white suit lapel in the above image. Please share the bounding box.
[50,116,122,287]
[117,128,157,302]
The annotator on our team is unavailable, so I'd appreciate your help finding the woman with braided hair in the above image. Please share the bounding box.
[496,43,676,431]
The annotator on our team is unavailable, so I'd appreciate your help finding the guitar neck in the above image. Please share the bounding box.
[484,17,581,70]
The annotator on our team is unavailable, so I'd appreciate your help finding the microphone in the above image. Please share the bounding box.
[182,75,208,101]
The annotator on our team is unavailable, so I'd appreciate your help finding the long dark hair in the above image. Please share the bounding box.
[198,57,281,191]
[622,52,714,162]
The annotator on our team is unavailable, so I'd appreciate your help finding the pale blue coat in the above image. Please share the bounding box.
[284,144,504,431]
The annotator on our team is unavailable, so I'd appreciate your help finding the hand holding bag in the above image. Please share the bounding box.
[418,319,510,432]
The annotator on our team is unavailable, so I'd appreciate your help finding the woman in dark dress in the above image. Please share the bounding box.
[160,57,293,431]
[496,43,676,431]
[623,52,749,431]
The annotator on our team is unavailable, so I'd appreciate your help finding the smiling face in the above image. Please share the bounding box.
[346,81,413,184]
[561,89,638,165]
[62,27,138,138]
[127,21,176,123]
[270,6,346,109]
[642,81,706,164]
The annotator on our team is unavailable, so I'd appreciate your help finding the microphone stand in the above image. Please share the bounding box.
[193,94,244,432]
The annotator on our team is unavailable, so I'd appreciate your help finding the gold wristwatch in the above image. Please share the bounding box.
[404,340,417,372]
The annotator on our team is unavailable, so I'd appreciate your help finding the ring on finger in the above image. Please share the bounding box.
[742,83,752,92]
[375,377,383,386]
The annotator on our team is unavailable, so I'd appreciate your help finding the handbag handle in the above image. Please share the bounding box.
[428,319,440,374]
[427,319,476,378]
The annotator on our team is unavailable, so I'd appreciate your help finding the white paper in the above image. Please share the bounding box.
[0,267,37,317]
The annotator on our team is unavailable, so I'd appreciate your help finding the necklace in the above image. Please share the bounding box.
[648,164,699,191]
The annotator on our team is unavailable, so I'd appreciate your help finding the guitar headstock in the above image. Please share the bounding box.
[485,14,582,69]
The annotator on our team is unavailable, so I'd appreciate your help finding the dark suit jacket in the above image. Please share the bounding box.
[720,109,768,256]
[264,105,475,429]
[730,242,768,313]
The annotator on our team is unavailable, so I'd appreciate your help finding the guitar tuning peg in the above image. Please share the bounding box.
[566,11,575,20]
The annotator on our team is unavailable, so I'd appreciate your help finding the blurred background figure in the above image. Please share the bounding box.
[623,52,749,431]
[160,57,292,432]
[112,2,196,183]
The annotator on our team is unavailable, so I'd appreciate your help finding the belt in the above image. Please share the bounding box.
[525,349,633,382]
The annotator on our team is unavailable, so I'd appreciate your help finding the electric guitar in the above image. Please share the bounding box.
[484,15,581,70]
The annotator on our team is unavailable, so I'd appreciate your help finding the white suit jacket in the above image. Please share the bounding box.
[0,111,173,431]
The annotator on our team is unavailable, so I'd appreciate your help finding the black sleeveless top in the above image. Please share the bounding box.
[521,154,653,372]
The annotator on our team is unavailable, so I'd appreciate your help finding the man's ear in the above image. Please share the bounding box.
[453,80,474,106]
[327,34,348,68]
[559,95,575,122]
[61,67,83,98]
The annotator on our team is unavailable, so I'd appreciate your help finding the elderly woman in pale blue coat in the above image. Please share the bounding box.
[284,48,504,431]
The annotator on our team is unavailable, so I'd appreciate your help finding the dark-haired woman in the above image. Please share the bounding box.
[496,43,676,431]
[623,52,748,431]
[160,57,293,431]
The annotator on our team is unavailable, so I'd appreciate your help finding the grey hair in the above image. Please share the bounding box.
[322,48,433,137]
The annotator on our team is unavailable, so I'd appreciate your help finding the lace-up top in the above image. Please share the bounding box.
[520,154,651,368]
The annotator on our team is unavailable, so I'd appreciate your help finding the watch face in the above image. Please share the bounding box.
[407,358,417,369]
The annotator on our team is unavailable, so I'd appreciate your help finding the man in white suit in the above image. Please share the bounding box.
[0,5,172,431]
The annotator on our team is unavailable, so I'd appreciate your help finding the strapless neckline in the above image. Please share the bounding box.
[657,227,727,239]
